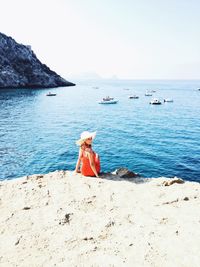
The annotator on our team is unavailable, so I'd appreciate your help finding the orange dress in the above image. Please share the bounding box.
[81,148,100,176]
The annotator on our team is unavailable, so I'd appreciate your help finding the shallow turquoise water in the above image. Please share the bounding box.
[0,80,200,181]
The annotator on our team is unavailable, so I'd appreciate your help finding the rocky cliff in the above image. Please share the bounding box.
[0,33,75,88]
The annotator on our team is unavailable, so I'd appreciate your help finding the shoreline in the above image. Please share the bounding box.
[1,170,200,266]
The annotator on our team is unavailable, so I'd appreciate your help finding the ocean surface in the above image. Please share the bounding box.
[0,79,200,182]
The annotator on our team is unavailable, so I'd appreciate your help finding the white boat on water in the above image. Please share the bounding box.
[145,91,153,96]
[164,98,173,103]
[98,96,118,104]
[129,95,139,99]
[46,92,56,96]
[150,98,162,105]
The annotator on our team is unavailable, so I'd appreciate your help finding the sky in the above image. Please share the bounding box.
[1,0,200,80]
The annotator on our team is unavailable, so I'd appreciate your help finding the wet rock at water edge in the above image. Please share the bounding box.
[113,168,139,179]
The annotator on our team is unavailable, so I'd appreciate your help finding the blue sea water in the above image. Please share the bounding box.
[0,80,200,182]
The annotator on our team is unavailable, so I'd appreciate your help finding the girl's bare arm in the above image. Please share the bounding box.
[75,148,82,173]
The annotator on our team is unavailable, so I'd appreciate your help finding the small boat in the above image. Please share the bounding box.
[198,88,200,91]
[150,98,162,105]
[145,91,153,96]
[129,95,139,99]
[93,86,99,89]
[98,96,118,104]
[123,88,130,90]
[46,92,56,96]
[164,98,173,103]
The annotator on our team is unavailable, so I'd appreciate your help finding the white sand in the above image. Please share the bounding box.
[0,171,200,267]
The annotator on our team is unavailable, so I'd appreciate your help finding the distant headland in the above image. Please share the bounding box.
[0,33,75,89]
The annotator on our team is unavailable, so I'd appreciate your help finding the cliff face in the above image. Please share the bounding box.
[0,33,75,88]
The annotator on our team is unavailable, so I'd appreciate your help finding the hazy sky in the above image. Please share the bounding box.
[1,0,200,79]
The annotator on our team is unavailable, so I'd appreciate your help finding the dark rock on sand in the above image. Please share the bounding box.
[0,32,75,89]
[115,168,139,179]
[163,177,184,186]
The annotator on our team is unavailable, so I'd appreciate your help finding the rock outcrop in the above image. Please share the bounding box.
[0,33,75,88]
[113,167,139,179]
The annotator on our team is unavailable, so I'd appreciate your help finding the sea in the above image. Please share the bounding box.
[0,79,200,182]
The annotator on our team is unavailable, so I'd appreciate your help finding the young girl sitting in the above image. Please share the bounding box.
[75,131,100,178]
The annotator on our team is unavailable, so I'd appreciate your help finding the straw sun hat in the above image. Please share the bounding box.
[76,131,97,146]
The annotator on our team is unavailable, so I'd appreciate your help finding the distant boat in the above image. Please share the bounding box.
[93,86,99,89]
[198,88,200,91]
[46,92,56,96]
[150,98,162,105]
[129,95,139,99]
[98,96,118,104]
[145,91,153,96]
[123,88,130,90]
[164,98,173,103]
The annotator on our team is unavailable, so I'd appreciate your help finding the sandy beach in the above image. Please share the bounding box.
[1,170,200,267]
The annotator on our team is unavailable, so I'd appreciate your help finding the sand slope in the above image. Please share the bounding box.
[0,171,200,267]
